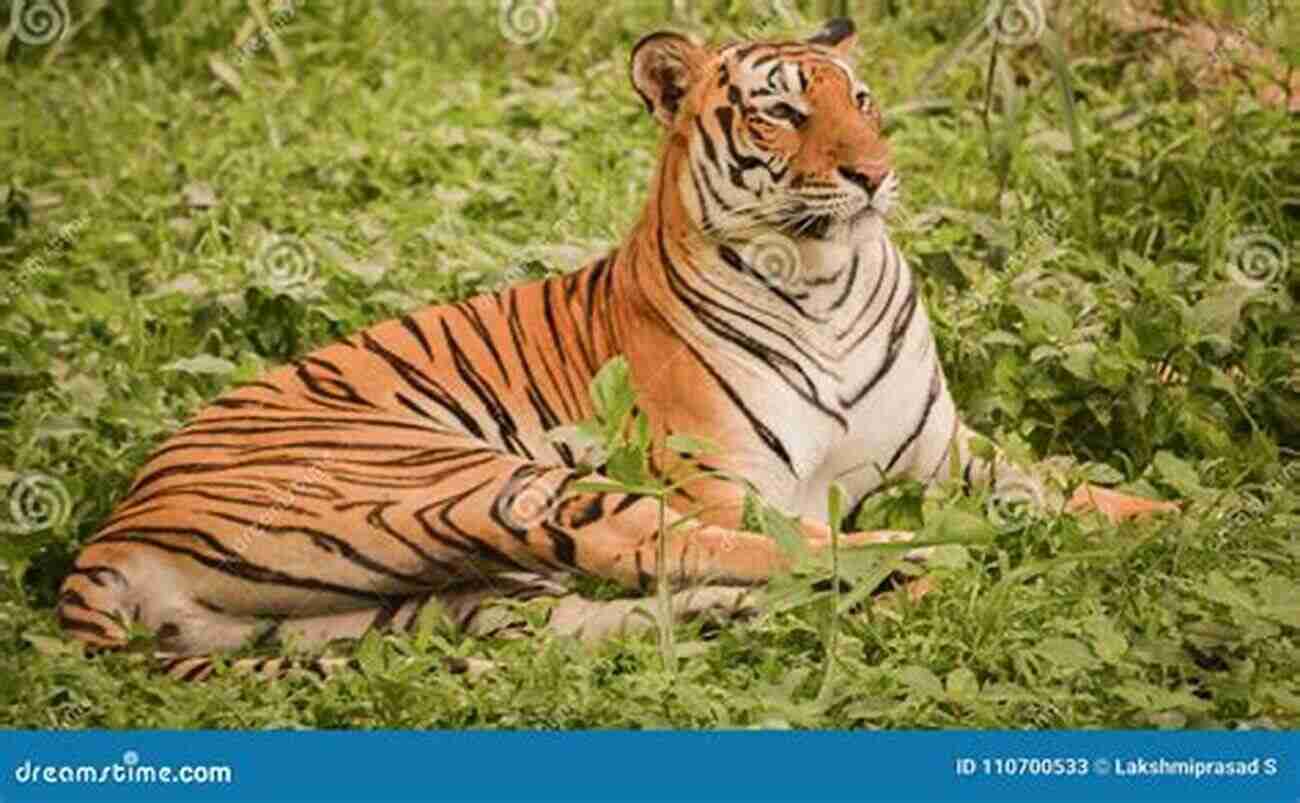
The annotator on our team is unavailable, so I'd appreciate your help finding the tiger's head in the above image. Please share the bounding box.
[631,18,895,242]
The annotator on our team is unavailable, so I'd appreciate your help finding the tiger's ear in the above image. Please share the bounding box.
[630,31,708,128]
[807,17,858,58]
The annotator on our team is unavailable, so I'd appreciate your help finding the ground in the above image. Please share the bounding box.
[0,0,1296,729]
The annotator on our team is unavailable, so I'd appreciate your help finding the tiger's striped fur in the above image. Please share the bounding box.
[57,19,1172,677]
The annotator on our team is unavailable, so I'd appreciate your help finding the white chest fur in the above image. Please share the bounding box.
[701,228,957,519]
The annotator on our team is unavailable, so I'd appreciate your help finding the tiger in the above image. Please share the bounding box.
[56,18,1176,679]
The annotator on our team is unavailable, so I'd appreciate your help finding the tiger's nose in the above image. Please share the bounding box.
[837,166,883,195]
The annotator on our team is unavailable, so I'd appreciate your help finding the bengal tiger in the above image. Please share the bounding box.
[57,18,1176,679]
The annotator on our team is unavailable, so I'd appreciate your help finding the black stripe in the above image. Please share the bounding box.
[359,331,486,439]
[884,364,943,474]
[840,271,919,408]
[441,318,532,458]
[451,302,511,386]
[399,314,435,360]
[293,361,375,409]
[94,533,395,603]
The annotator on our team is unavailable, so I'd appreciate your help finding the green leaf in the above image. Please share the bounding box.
[827,483,847,537]
[633,411,651,453]
[589,356,635,433]
[946,667,980,703]
[665,433,720,456]
[1034,637,1099,671]
[1082,616,1129,663]
[1153,451,1203,496]
[897,665,944,699]
[1079,462,1126,485]
[572,480,648,496]
[1020,299,1073,343]
[23,633,78,657]
[1189,283,1250,340]
[756,503,806,558]
[1200,570,1257,613]
[1060,343,1096,381]
[355,629,385,676]
[162,355,236,375]
[920,507,996,544]
[605,444,647,488]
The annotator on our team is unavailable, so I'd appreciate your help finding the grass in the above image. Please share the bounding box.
[0,0,1297,729]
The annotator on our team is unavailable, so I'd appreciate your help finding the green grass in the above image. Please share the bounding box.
[1,0,1297,729]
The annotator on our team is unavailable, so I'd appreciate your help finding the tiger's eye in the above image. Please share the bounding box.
[765,102,807,127]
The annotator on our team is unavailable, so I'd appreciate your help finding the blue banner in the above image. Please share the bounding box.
[1,730,1295,801]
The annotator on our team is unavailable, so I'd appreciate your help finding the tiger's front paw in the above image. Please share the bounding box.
[1065,482,1180,524]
